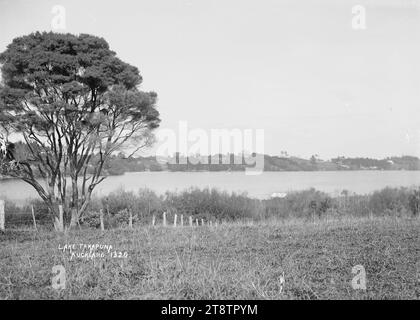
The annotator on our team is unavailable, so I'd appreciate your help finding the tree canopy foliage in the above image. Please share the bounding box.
[0,31,160,229]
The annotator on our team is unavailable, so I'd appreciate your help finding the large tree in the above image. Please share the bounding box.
[0,32,160,230]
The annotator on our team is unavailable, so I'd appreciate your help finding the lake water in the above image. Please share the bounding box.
[1,171,420,204]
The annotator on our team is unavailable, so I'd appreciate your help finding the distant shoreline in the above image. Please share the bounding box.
[2,170,420,207]
[2,166,420,181]
[3,160,420,181]
[2,152,420,179]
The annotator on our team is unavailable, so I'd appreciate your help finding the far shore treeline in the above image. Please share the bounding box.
[1,143,420,180]
[58,152,420,174]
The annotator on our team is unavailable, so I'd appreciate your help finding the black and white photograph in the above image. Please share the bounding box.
[0,0,419,305]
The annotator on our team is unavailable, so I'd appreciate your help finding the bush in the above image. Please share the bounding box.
[271,188,332,219]
[164,187,257,221]
[4,185,420,229]
[368,187,409,215]
[4,199,52,228]
[99,188,163,222]
[408,187,420,216]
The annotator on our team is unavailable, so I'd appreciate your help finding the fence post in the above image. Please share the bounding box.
[180,214,184,227]
[163,212,167,227]
[0,200,5,231]
[174,213,177,227]
[195,219,199,226]
[201,219,204,226]
[152,215,156,227]
[100,209,105,231]
[209,221,212,227]
[189,216,193,227]
[31,205,38,231]
[128,210,133,229]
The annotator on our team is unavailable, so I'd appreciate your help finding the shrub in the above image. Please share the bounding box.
[164,187,256,221]
[278,188,332,219]
[408,187,420,216]
[4,185,420,229]
[4,199,51,228]
[368,187,409,215]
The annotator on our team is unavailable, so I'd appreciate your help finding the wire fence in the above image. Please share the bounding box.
[0,200,218,232]
[2,202,52,230]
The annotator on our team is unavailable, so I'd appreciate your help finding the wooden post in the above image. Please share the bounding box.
[189,216,193,227]
[173,213,177,227]
[0,200,5,231]
[215,221,218,228]
[201,219,204,226]
[195,219,199,226]
[100,209,105,231]
[31,206,38,231]
[152,215,156,226]
[180,214,184,227]
[163,212,167,226]
[210,221,213,227]
[128,210,133,229]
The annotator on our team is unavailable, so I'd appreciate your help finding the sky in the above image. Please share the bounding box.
[0,0,419,159]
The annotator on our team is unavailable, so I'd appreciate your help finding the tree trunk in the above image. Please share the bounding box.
[53,205,65,232]
[69,208,79,229]
[68,174,79,229]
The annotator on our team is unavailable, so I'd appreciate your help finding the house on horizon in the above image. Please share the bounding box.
[270,192,288,199]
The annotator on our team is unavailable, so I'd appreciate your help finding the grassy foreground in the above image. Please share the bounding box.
[0,217,418,300]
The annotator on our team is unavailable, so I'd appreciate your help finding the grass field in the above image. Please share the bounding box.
[0,216,418,300]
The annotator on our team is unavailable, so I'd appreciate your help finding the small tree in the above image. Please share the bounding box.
[0,32,160,229]
[310,154,318,166]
